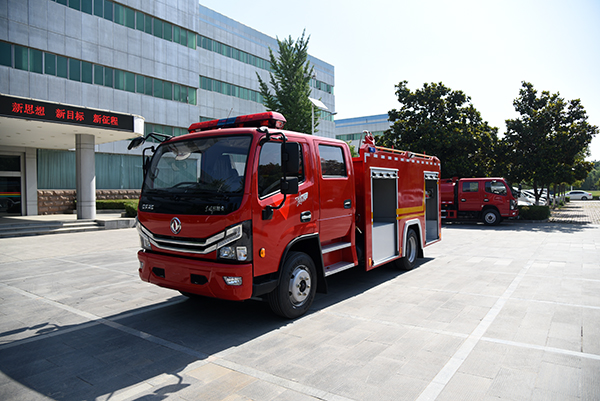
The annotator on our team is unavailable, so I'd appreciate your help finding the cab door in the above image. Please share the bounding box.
[316,143,354,243]
[252,139,316,277]
[459,180,482,211]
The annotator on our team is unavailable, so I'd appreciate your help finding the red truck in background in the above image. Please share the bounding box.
[441,177,519,225]
[129,112,442,318]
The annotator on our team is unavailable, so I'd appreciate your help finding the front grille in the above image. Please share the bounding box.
[138,223,241,255]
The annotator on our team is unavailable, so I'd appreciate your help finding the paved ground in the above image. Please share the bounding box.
[549,200,600,225]
[0,219,599,400]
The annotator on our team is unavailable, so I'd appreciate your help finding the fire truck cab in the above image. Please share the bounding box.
[131,112,441,318]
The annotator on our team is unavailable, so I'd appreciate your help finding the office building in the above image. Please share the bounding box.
[0,0,335,217]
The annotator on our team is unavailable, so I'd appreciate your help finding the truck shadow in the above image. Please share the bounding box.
[0,260,417,400]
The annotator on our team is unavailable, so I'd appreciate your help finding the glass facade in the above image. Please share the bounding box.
[1,42,197,106]
[51,0,197,49]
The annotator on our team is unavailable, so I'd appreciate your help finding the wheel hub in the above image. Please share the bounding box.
[289,266,311,306]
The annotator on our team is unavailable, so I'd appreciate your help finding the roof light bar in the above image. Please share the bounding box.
[188,112,286,133]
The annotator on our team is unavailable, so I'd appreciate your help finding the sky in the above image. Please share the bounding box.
[198,0,600,161]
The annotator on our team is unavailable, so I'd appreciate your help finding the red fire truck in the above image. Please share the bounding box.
[129,112,441,318]
[441,177,519,225]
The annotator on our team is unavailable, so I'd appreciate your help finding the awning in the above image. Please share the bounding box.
[0,94,144,149]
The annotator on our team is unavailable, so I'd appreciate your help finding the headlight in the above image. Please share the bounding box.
[217,221,252,262]
[140,231,152,250]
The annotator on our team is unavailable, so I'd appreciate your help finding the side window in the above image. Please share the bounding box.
[258,142,304,198]
[318,145,347,177]
[485,181,507,195]
[462,182,479,192]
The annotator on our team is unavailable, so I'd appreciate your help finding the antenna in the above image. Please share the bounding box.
[226,108,233,118]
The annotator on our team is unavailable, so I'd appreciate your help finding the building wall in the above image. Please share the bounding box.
[335,114,391,148]
[197,4,336,138]
[0,0,337,203]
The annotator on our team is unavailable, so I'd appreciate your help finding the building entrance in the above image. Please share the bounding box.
[0,155,22,216]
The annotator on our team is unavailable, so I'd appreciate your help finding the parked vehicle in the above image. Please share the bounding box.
[129,112,442,318]
[441,177,519,225]
[566,190,593,200]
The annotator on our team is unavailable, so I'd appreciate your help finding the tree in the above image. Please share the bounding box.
[380,81,499,178]
[503,82,598,203]
[257,31,315,134]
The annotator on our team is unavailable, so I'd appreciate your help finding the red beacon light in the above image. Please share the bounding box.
[188,112,286,133]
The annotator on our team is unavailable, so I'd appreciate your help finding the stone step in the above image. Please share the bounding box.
[0,220,103,238]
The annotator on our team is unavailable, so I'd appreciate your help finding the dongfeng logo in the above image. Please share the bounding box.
[170,217,182,235]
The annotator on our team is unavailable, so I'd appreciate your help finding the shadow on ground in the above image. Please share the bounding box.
[0,259,414,400]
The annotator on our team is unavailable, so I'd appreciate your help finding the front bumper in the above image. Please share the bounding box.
[137,250,253,301]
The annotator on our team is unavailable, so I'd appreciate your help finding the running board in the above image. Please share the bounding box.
[324,261,355,277]
[321,242,351,254]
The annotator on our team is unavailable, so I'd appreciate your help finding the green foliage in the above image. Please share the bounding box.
[257,30,315,134]
[518,205,550,220]
[123,200,139,217]
[580,160,600,190]
[346,141,358,158]
[380,81,499,178]
[503,82,598,203]
[96,199,139,217]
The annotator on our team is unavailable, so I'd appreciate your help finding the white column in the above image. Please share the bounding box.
[25,148,38,215]
[76,134,96,220]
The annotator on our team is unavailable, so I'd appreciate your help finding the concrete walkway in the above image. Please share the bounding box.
[0,219,598,400]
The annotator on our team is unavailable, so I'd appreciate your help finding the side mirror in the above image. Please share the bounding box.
[128,136,146,150]
[280,177,299,195]
[282,142,300,174]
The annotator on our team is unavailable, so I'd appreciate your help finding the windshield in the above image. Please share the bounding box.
[144,135,251,194]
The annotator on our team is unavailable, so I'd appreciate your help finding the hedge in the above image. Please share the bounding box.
[96,199,139,217]
[518,205,550,220]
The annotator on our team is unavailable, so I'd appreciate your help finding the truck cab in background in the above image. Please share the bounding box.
[441,177,518,225]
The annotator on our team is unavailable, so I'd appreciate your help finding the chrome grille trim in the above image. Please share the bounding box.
[138,223,241,255]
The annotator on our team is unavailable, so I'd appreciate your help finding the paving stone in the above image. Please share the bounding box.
[1,218,599,401]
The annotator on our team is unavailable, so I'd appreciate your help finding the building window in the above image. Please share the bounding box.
[56,55,68,78]
[104,66,113,87]
[1,41,198,105]
[103,0,113,21]
[69,58,80,81]
[81,61,93,83]
[81,0,92,14]
[94,64,103,85]
[44,53,56,75]
[14,45,28,71]
[30,49,43,74]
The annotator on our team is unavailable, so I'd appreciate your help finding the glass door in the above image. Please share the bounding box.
[0,155,22,216]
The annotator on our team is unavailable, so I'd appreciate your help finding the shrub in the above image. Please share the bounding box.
[518,205,550,220]
[96,199,139,217]
[123,200,139,217]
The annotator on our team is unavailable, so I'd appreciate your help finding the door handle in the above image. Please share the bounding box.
[484,198,489,202]
[301,211,312,223]
[461,198,466,202]
[344,199,352,209]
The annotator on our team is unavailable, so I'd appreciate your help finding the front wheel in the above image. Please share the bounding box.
[268,252,317,319]
[397,229,418,271]
[482,209,501,226]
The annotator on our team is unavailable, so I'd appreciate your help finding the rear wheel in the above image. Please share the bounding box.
[482,209,500,226]
[397,229,418,271]
[268,252,316,319]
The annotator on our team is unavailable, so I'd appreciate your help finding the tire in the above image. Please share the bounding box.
[397,229,418,271]
[482,209,500,226]
[582,196,588,200]
[268,252,316,319]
